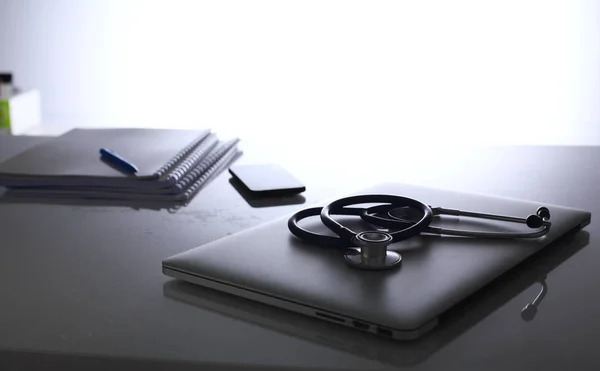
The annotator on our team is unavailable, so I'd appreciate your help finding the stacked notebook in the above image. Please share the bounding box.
[0,128,242,203]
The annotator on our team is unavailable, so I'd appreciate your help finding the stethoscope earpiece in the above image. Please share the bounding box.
[526,207,552,229]
[537,206,551,220]
[526,214,544,228]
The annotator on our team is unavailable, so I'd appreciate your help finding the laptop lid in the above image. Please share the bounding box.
[162,182,591,340]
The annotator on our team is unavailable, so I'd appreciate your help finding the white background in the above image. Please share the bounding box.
[0,0,598,145]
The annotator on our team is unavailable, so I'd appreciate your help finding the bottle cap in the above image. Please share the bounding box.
[0,73,13,83]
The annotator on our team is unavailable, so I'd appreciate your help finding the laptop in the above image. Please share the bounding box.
[163,227,590,367]
[162,182,591,340]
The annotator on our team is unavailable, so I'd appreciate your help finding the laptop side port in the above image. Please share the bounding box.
[376,326,393,337]
[352,320,370,330]
[315,311,346,323]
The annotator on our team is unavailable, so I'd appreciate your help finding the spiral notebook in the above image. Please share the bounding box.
[7,138,242,199]
[5,143,243,202]
[0,128,213,189]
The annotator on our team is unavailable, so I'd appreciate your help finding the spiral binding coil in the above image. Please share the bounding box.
[154,130,212,179]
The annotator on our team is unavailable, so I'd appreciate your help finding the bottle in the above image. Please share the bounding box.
[0,73,13,99]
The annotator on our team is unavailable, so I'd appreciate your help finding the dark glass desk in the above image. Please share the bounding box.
[1,136,598,370]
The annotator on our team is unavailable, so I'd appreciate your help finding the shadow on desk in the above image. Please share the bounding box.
[228,177,306,208]
[163,229,590,369]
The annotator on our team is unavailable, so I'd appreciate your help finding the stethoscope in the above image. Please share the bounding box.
[288,194,552,271]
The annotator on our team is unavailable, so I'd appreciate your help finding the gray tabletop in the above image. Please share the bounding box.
[1,135,599,370]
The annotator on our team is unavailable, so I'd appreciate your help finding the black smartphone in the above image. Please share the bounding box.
[229,164,306,197]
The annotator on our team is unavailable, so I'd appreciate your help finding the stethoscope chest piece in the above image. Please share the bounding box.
[344,231,402,270]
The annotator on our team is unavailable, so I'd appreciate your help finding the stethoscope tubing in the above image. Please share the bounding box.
[287,206,367,248]
[362,205,551,239]
[320,194,433,243]
[288,198,552,249]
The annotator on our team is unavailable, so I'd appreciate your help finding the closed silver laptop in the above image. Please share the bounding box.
[162,183,591,340]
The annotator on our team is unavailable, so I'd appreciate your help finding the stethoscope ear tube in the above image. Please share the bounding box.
[362,204,551,239]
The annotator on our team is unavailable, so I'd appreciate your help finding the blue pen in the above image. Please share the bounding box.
[99,148,139,174]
